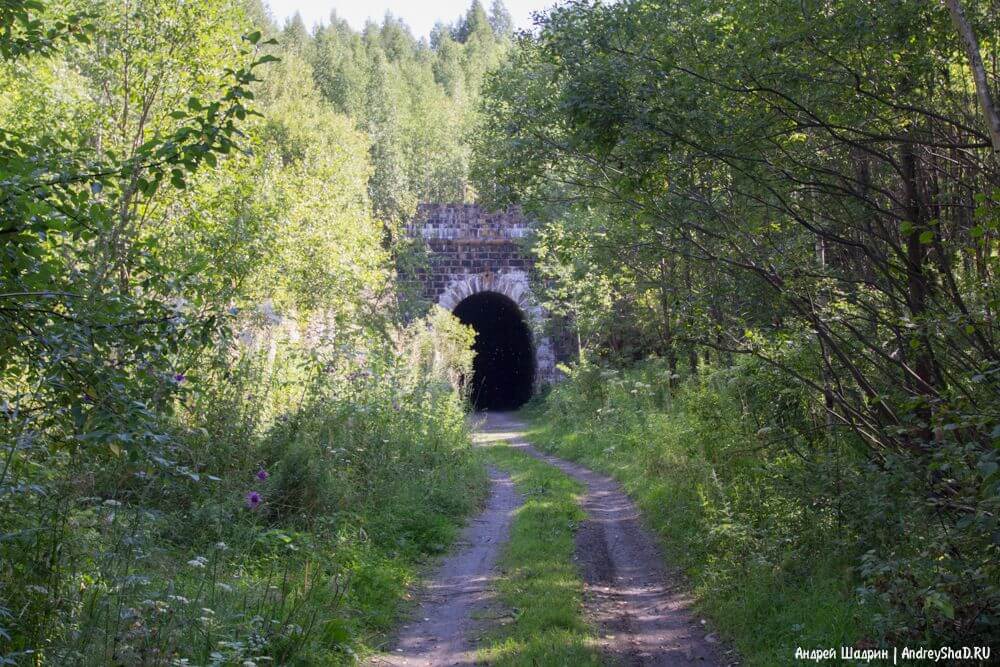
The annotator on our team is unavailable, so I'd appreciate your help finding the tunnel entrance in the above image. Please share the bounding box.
[453,291,535,411]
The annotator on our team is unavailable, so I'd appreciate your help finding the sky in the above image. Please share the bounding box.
[265,0,558,39]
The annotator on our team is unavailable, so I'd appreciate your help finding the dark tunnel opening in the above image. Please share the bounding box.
[452,291,535,411]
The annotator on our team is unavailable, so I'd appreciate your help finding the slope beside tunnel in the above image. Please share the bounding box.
[452,291,535,411]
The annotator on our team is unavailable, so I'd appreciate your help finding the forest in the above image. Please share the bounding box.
[1,0,998,665]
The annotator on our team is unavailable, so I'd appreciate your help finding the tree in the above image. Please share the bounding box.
[310,19,366,115]
[474,0,1000,640]
[943,0,1000,155]
[362,49,414,233]
[430,21,452,49]
[281,11,310,53]
[0,5,274,648]
[489,0,514,37]
[380,13,417,62]
[454,0,491,43]
[432,32,465,96]
[302,3,507,210]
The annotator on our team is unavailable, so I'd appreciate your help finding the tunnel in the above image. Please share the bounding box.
[452,291,535,411]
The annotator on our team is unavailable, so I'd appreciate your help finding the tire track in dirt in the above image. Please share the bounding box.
[369,465,521,667]
[481,412,727,666]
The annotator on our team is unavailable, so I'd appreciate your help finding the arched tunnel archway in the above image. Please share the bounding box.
[453,291,535,411]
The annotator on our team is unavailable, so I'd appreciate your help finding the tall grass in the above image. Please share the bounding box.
[528,359,877,665]
[1,317,485,665]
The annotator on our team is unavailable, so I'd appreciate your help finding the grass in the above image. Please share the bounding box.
[475,441,604,666]
[524,397,870,667]
[1,382,489,666]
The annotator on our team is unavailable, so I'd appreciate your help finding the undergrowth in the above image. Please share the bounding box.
[526,359,880,666]
[2,316,486,665]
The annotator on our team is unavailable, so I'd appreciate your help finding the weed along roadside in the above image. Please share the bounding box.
[524,367,871,666]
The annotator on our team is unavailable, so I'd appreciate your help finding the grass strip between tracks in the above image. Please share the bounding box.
[475,441,604,666]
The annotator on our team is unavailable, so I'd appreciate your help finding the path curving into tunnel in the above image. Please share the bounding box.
[452,291,535,411]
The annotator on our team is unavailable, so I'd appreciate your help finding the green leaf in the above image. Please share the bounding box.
[322,619,351,644]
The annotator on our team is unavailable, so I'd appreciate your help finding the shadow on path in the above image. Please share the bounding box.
[476,412,727,666]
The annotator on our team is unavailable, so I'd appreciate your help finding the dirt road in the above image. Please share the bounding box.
[372,412,724,666]
[370,465,521,666]
[478,412,722,666]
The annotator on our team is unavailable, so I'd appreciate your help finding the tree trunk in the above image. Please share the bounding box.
[659,260,678,377]
[900,138,941,447]
[944,0,1000,154]
[683,260,698,375]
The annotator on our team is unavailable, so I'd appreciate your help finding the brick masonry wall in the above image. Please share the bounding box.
[406,204,534,302]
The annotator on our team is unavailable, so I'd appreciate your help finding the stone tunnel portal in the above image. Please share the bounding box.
[404,204,559,400]
[453,291,535,411]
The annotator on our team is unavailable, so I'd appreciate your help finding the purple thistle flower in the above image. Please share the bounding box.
[256,469,269,482]
[173,373,186,384]
[245,491,262,509]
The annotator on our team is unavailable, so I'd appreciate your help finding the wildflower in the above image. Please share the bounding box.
[173,373,186,384]
[256,469,269,482]
[214,541,228,551]
[260,299,282,324]
[245,491,262,509]
[187,556,208,569]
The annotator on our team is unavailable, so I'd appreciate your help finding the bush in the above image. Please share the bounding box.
[535,353,1000,657]
[528,358,859,662]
